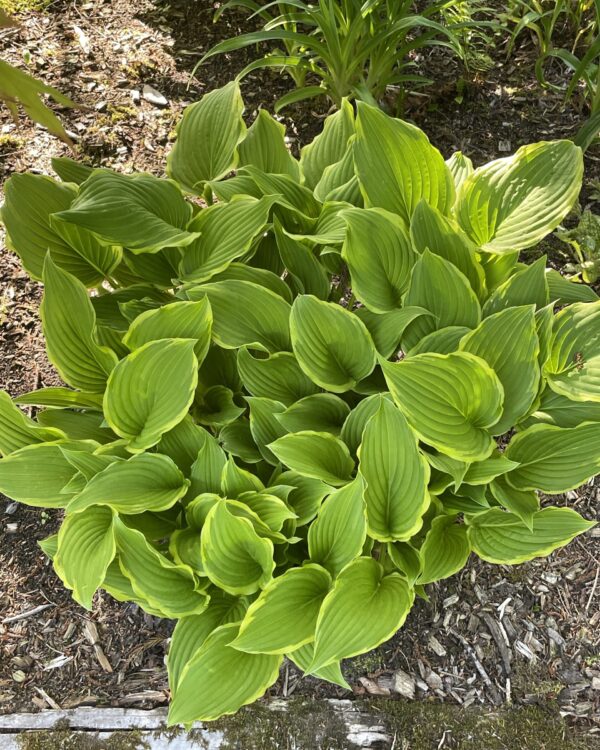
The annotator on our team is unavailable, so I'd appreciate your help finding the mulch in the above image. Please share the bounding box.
[0,0,599,738]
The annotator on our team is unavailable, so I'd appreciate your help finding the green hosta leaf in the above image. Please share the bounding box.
[168,592,248,696]
[123,299,212,363]
[313,149,357,204]
[468,507,595,564]
[54,505,115,609]
[300,100,354,190]
[462,453,520,486]
[168,623,282,724]
[484,257,549,316]
[269,431,354,486]
[354,102,454,224]
[237,348,319,406]
[276,394,349,435]
[446,151,473,194]
[1,174,118,286]
[238,109,299,179]
[246,397,287,465]
[381,352,504,462]
[480,251,519,292]
[238,491,295,532]
[37,409,114,444]
[341,394,392,457]
[489,475,539,529]
[55,171,197,253]
[103,339,198,452]
[52,156,93,185]
[60,449,120,482]
[546,269,599,304]
[67,453,189,513]
[14,388,104,411]
[459,306,540,434]
[179,197,273,282]
[359,398,430,542]
[243,167,321,221]
[355,307,432,359]
[196,386,245,427]
[0,392,64,455]
[201,501,275,595]
[341,207,416,312]
[425,452,468,492]
[456,140,583,252]
[170,528,203,572]
[527,388,600,428]
[290,295,376,392]
[41,255,118,392]
[221,457,265,498]
[418,515,471,585]
[407,326,471,356]
[167,81,246,193]
[274,471,331,526]
[159,417,212,474]
[308,478,366,576]
[196,280,291,353]
[233,564,331,654]
[544,301,600,402]
[114,517,209,618]
[505,422,600,493]
[198,346,242,393]
[310,557,414,672]
[0,441,86,507]
[402,250,481,350]
[410,200,485,299]
[388,542,422,585]
[288,643,349,689]
[274,219,330,300]
[199,262,292,302]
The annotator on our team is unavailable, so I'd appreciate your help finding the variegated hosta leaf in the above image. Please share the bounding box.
[103,338,198,452]
[418,515,471,585]
[290,295,376,392]
[308,478,367,577]
[233,564,331,654]
[167,81,246,193]
[309,557,414,672]
[0,392,65,456]
[114,517,209,618]
[201,502,275,595]
[483,256,549,317]
[467,507,595,564]
[55,171,197,253]
[456,140,583,253]
[489,475,539,530]
[300,99,354,190]
[358,398,430,542]
[123,299,212,363]
[341,207,416,312]
[0,441,87,507]
[402,250,481,351]
[341,394,392,456]
[194,280,291,353]
[276,393,349,435]
[354,102,454,224]
[288,643,349,689]
[274,218,330,300]
[67,453,189,514]
[54,505,115,609]
[459,306,540,434]
[168,592,248,696]
[527,388,600,428]
[269,431,355,486]
[505,422,600,493]
[410,200,485,299]
[179,196,274,283]
[544,301,600,402]
[1,174,119,285]
[168,623,282,725]
[41,255,118,393]
[446,151,474,194]
[237,347,319,406]
[238,109,300,180]
[381,352,504,462]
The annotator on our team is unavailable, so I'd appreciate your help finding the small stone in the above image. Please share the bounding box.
[4,502,18,515]
[426,671,443,690]
[142,84,168,107]
[131,89,141,104]
[498,139,511,152]
[443,594,459,608]
[392,669,415,699]
[428,635,447,656]
[5,523,18,534]
[591,677,600,691]
[94,100,107,112]
[12,670,26,683]
[547,627,565,647]
[541,572,558,585]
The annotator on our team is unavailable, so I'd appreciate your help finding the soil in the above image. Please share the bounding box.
[0,0,599,744]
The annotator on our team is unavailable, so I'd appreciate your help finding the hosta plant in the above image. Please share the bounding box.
[1,82,599,725]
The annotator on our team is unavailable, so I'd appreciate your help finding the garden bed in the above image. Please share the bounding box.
[0,0,599,746]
